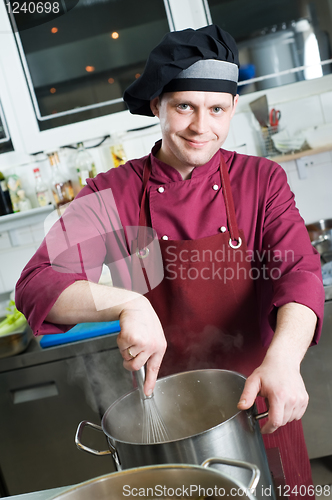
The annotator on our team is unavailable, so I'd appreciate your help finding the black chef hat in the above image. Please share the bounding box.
[123,24,239,117]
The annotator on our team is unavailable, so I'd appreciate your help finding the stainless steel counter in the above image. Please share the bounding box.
[324,284,332,301]
[0,332,133,497]
[301,298,332,459]
[0,330,119,374]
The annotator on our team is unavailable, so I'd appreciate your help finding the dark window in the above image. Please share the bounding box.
[7,0,170,129]
[0,100,13,154]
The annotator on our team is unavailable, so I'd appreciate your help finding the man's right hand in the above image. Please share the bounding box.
[46,281,166,396]
[117,295,167,396]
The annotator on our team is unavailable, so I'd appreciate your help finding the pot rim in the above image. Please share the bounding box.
[101,369,248,446]
[49,461,256,500]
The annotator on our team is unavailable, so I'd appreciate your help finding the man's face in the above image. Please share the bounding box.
[150,91,239,169]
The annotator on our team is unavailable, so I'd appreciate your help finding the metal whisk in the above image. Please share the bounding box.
[135,366,170,444]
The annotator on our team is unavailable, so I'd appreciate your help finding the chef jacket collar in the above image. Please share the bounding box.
[150,140,230,183]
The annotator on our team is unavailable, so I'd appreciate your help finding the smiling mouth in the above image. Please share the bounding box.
[183,137,210,148]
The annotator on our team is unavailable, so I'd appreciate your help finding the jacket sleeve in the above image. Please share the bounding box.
[257,163,325,345]
[15,184,126,336]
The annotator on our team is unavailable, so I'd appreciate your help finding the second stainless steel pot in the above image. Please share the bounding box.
[51,458,261,500]
[76,369,275,500]
[0,323,32,359]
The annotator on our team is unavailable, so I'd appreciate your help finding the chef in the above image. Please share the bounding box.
[16,25,324,498]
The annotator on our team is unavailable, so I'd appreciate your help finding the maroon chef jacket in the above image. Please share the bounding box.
[16,143,324,499]
[16,143,324,340]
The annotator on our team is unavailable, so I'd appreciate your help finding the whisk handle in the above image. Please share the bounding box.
[135,366,153,400]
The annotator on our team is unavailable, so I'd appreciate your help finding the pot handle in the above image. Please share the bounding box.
[75,420,116,456]
[201,457,260,491]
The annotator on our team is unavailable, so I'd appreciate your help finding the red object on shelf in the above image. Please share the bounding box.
[269,108,281,127]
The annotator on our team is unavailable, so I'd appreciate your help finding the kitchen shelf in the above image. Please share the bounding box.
[0,205,55,232]
[269,143,332,163]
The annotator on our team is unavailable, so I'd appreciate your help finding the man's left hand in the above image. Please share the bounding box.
[237,302,317,434]
[237,354,309,434]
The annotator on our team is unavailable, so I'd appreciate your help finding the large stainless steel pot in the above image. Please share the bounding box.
[51,458,261,500]
[306,219,332,264]
[76,370,275,500]
[313,235,332,264]
[306,219,332,242]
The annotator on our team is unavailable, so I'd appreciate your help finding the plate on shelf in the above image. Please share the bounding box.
[303,123,332,149]
[271,129,306,153]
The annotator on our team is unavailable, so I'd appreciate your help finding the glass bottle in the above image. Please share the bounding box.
[33,167,52,207]
[75,142,97,188]
[17,190,32,212]
[48,152,74,209]
[110,136,127,168]
[7,174,22,213]
[0,171,14,216]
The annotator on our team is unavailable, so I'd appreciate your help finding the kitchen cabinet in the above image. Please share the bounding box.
[0,205,54,233]
[0,334,133,496]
